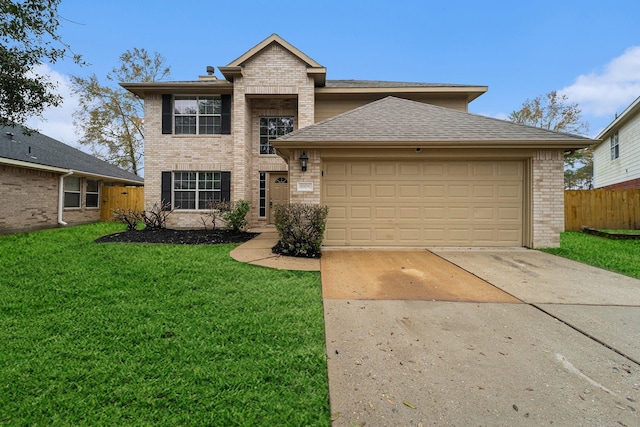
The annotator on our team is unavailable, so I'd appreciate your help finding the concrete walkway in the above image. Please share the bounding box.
[231,234,640,426]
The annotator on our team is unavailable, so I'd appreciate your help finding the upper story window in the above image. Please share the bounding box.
[610,130,620,160]
[174,96,221,134]
[162,94,231,135]
[259,117,294,154]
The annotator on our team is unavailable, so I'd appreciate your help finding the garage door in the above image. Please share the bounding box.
[322,160,523,247]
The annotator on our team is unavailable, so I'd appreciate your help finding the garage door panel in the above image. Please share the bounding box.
[323,160,523,247]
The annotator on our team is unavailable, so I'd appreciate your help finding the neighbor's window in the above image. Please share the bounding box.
[259,117,293,154]
[174,96,222,134]
[64,176,81,208]
[86,180,99,208]
[173,171,221,209]
[610,130,620,160]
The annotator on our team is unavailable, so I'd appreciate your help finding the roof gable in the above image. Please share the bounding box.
[595,95,640,142]
[219,34,326,86]
[0,125,143,183]
[275,96,593,147]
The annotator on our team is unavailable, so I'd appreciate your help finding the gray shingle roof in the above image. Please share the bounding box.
[277,96,593,143]
[0,125,143,183]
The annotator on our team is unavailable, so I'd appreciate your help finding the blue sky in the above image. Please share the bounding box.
[29,0,640,147]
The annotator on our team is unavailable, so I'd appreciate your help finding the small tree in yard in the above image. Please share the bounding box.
[273,204,329,258]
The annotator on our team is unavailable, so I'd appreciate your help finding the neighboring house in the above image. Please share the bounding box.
[0,124,143,234]
[593,95,640,189]
[122,34,591,248]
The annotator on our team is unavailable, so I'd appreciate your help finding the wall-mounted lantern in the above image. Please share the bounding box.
[299,151,309,172]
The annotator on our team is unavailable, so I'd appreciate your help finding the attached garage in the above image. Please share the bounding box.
[322,160,523,247]
[273,96,592,249]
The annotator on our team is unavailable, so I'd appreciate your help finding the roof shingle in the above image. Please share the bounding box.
[0,125,143,183]
[277,96,593,143]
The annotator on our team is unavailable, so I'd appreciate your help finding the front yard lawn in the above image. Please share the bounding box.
[541,231,640,279]
[0,223,330,426]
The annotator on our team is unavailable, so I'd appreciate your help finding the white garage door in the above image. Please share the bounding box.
[322,160,523,247]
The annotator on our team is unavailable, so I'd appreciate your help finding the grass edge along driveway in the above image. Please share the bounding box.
[0,223,330,426]
[541,231,640,280]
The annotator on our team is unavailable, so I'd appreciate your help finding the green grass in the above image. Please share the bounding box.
[541,232,640,279]
[0,223,330,426]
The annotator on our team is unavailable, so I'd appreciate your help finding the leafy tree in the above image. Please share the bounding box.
[509,91,592,189]
[0,0,82,127]
[72,48,170,175]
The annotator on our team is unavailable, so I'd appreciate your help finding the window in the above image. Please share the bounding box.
[64,176,81,208]
[259,172,266,217]
[86,180,99,208]
[173,171,221,209]
[611,130,620,160]
[174,96,222,134]
[259,117,293,154]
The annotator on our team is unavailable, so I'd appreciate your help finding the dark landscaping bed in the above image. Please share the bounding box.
[95,228,259,245]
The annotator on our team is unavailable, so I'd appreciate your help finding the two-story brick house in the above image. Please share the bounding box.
[123,34,591,248]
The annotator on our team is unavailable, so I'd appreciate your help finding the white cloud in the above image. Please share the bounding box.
[560,46,640,117]
[25,64,83,149]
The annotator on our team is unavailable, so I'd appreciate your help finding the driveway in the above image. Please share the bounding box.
[322,249,640,426]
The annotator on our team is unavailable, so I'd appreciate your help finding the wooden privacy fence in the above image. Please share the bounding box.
[100,186,144,221]
[565,189,640,231]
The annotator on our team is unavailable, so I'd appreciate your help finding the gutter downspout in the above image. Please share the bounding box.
[58,170,73,226]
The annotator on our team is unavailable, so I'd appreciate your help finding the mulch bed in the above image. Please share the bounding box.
[581,226,640,240]
[95,228,259,245]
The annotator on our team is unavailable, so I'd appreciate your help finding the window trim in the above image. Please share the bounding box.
[63,176,81,209]
[259,116,294,155]
[610,130,620,160]
[172,171,222,210]
[85,179,100,209]
[174,95,222,135]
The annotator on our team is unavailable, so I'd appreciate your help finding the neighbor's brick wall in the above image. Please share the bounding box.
[532,150,565,248]
[0,165,100,234]
[0,165,59,233]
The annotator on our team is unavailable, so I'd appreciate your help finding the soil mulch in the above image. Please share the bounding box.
[95,228,259,245]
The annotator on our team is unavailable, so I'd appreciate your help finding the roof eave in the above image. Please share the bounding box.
[0,157,143,185]
[315,85,488,101]
[120,81,234,97]
[273,139,593,153]
[595,95,640,141]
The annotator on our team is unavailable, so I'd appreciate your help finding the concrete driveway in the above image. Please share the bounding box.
[322,249,640,426]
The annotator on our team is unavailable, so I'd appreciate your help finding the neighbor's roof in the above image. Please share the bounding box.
[275,96,593,148]
[0,124,143,184]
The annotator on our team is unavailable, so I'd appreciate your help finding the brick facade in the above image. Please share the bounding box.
[135,35,583,247]
[601,178,640,190]
[0,165,101,234]
[532,150,565,248]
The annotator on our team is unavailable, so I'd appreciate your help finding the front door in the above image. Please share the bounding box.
[268,173,289,224]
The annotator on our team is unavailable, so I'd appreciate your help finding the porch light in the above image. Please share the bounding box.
[299,151,309,172]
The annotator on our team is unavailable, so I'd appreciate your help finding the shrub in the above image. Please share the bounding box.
[112,208,140,231]
[223,200,251,232]
[273,204,329,258]
[200,201,232,231]
[140,202,173,230]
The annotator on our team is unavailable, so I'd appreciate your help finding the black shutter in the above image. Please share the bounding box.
[161,171,172,210]
[162,94,172,134]
[221,94,231,135]
[220,171,231,201]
